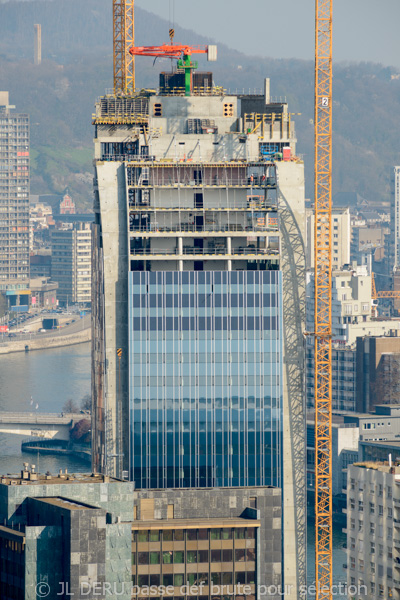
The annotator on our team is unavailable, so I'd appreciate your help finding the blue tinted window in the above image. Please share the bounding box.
[128,271,282,489]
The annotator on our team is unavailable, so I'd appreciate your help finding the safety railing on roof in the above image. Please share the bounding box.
[130,247,279,257]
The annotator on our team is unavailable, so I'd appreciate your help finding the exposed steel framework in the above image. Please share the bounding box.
[314,0,333,598]
[113,0,135,95]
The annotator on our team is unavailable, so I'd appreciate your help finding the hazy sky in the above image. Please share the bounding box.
[137,0,400,68]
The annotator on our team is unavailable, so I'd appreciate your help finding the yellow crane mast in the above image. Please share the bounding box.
[113,0,135,95]
[314,0,333,598]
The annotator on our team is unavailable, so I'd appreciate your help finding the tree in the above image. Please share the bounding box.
[70,419,91,443]
[62,398,79,413]
[0,293,7,319]
[80,393,91,412]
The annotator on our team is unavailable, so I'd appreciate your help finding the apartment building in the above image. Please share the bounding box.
[306,206,351,269]
[345,462,400,600]
[0,91,30,310]
[51,222,91,305]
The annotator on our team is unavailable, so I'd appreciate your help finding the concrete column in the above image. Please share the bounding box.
[227,237,232,254]
[264,78,270,104]
[178,238,184,271]
[227,260,232,271]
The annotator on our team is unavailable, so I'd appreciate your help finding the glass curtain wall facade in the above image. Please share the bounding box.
[129,270,283,489]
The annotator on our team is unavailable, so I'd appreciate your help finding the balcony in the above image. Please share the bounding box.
[129,223,279,236]
[130,247,280,260]
[128,202,277,212]
[128,178,276,189]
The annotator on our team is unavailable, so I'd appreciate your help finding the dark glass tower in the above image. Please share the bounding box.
[92,72,306,593]
[129,270,282,489]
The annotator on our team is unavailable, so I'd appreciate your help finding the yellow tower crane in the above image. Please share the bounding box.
[314,0,333,598]
[371,272,400,300]
[113,0,135,95]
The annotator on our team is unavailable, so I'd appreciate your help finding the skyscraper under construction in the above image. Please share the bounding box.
[92,58,306,595]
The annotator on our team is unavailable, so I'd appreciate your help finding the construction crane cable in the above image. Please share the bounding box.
[169,0,175,29]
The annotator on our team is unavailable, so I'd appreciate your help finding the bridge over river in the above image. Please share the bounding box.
[0,412,86,441]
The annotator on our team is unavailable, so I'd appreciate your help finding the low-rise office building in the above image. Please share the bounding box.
[356,335,400,412]
[0,468,282,600]
[358,440,400,463]
[29,277,58,309]
[343,405,400,443]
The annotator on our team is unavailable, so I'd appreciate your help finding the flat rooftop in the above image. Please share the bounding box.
[0,525,25,542]
[306,412,358,427]
[359,440,400,447]
[352,461,400,473]
[0,472,120,486]
[33,497,102,511]
[133,518,260,530]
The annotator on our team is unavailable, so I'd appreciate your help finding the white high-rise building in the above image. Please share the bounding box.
[306,206,351,270]
[306,265,400,411]
[0,92,30,311]
[51,222,91,305]
[345,462,400,600]
[306,264,373,343]
[390,166,400,271]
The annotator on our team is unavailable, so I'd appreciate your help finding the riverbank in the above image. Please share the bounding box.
[21,439,91,464]
[0,327,91,355]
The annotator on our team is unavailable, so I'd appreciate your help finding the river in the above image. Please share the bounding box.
[0,342,91,475]
[0,342,347,593]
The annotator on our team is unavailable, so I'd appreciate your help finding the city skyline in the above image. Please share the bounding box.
[1,2,400,600]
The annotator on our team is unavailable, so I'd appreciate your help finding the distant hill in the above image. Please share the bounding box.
[0,0,399,210]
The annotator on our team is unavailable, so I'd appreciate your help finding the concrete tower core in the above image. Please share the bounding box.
[92,73,306,596]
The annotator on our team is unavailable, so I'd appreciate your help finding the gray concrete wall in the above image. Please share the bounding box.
[1,479,135,526]
[277,161,306,598]
[2,478,135,600]
[0,327,90,355]
[25,525,63,600]
[105,522,132,599]
[94,162,129,478]
[135,486,282,598]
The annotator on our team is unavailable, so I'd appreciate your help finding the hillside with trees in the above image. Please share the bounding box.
[1,0,399,210]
